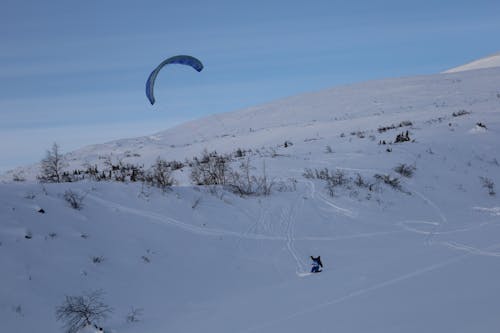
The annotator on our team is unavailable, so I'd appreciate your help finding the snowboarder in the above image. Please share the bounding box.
[310,255,323,273]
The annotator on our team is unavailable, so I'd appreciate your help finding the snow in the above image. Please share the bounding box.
[443,52,500,73]
[1,63,500,332]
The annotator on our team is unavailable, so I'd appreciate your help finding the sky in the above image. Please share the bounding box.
[1,0,500,173]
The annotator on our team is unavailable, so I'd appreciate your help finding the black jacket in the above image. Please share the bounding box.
[311,256,323,268]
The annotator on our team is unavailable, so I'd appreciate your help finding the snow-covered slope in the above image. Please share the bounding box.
[443,52,500,73]
[1,65,500,333]
[4,66,500,182]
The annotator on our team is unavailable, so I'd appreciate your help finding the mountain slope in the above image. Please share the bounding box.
[5,66,500,182]
[444,52,500,73]
[1,66,500,333]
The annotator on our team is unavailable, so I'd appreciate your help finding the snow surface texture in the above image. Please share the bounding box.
[1,63,500,333]
[443,52,500,73]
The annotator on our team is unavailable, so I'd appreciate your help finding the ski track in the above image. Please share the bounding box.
[411,189,448,245]
[281,190,306,275]
[397,219,497,236]
[442,241,500,258]
[89,192,400,244]
[240,242,500,333]
[87,194,283,241]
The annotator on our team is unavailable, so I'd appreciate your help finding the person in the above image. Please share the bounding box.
[310,255,323,273]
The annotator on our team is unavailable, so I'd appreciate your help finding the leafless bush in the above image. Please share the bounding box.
[452,110,471,117]
[126,307,144,323]
[354,173,370,188]
[480,176,496,196]
[394,131,411,143]
[55,290,112,333]
[13,304,24,317]
[275,178,298,192]
[92,256,104,264]
[190,150,231,186]
[64,190,86,210]
[12,171,26,182]
[227,159,275,196]
[325,172,349,196]
[168,160,184,171]
[476,122,487,129]
[394,163,416,178]
[233,148,250,158]
[145,158,174,190]
[47,232,58,239]
[303,168,349,196]
[378,121,412,133]
[329,170,349,187]
[374,174,402,191]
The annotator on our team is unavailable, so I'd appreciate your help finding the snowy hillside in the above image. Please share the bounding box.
[1,64,500,332]
[4,66,500,182]
[444,52,500,73]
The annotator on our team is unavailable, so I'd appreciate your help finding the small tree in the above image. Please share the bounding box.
[55,290,112,333]
[38,143,67,183]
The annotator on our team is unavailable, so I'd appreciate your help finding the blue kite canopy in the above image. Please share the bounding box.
[145,55,204,105]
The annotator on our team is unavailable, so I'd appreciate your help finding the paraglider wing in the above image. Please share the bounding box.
[145,55,204,105]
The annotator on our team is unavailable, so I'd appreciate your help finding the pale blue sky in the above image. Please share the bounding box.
[1,0,499,172]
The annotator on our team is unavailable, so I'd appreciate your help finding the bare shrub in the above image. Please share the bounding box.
[476,122,487,129]
[325,172,349,196]
[374,174,402,191]
[145,158,174,190]
[354,173,370,188]
[13,304,24,317]
[190,150,231,186]
[233,148,250,158]
[378,121,412,133]
[64,190,85,210]
[92,256,104,264]
[227,159,275,196]
[452,110,471,117]
[303,168,349,196]
[394,163,416,178]
[480,176,496,196]
[126,307,144,323]
[47,232,58,240]
[55,290,112,333]
[168,160,184,171]
[394,131,411,143]
[275,177,297,192]
[329,170,349,187]
[12,171,26,182]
